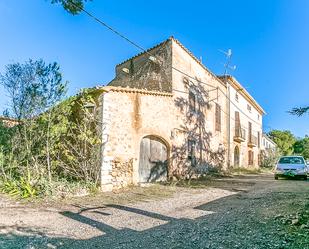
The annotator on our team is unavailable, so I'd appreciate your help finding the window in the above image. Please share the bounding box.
[215,103,221,132]
[188,139,196,166]
[235,111,241,137]
[248,122,252,142]
[189,90,196,112]
[257,114,260,120]
[247,104,252,112]
[183,77,189,85]
[235,93,239,102]
[248,151,254,165]
[258,131,260,148]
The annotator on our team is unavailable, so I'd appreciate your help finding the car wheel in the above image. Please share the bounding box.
[275,175,278,180]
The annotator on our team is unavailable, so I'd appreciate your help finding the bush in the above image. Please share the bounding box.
[260,148,280,168]
[0,90,102,199]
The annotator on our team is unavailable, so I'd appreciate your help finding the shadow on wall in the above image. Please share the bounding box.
[108,40,172,92]
[172,78,226,179]
[139,135,169,183]
[147,159,168,182]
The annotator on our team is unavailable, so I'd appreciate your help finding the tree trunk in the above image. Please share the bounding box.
[46,111,52,183]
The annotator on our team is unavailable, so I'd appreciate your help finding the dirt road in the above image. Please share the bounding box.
[1,174,309,249]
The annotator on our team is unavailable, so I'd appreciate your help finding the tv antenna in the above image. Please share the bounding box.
[219,49,236,76]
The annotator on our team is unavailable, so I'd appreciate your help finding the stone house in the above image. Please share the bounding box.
[91,37,265,191]
[218,76,265,168]
[0,116,19,128]
[260,133,277,161]
[261,133,277,151]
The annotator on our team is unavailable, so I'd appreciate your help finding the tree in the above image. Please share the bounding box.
[290,106,309,116]
[0,59,67,120]
[268,130,296,156]
[0,59,67,182]
[293,136,309,159]
[50,0,91,15]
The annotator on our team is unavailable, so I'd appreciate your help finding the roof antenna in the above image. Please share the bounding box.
[219,49,236,76]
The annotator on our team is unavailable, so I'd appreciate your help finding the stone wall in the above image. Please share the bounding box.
[0,117,19,128]
[99,87,173,191]
[171,39,228,172]
[97,37,265,191]
[108,40,172,92]
[111,158,133,189]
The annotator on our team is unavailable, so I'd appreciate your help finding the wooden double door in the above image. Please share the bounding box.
[138,136,168,183]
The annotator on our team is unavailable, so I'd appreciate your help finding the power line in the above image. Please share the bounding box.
[69,1,151,56]
[70,1,263,129]
[69,1,218,90]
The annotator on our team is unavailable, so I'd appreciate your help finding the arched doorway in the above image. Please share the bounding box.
[234,146,240,167]
[139,135,168,183]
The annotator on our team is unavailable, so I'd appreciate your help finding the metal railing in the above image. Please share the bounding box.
[235,126,246,140]
[248,134,258,146]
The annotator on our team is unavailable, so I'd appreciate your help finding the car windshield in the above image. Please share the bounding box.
[279,157,305,164]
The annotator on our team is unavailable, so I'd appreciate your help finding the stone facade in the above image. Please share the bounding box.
[98,87,173,191]
[218,76,265,168]
[94,37,266,191]
[261,133,277,151]
[0,117,19,128]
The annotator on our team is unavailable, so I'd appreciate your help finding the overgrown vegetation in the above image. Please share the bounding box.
[0,59,101,198]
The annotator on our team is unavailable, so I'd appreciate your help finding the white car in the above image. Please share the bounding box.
[275,156,308,180]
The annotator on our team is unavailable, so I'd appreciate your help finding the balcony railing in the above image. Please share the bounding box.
[234,127,246,143]
[248,135,258,147]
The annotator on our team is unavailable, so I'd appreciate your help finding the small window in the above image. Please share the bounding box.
[235,93,239,102]
[257,114,260,120]
[188,139,196,166]
[215,103,221,132]
[247,104,252,112]
[183,77,189,85]
[189,90,196,112]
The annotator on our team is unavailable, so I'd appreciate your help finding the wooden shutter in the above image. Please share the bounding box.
[215,103,221,132]
[189,90,196,112]
[235,111,240,136]
[248,122,252,142]
[248,151,254,165]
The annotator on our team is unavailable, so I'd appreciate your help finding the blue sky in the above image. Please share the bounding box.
[0,0,309,137]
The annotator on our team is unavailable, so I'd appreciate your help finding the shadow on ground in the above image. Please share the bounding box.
[1,175,309,249]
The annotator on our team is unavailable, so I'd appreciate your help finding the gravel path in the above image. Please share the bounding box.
[1,174,309,248]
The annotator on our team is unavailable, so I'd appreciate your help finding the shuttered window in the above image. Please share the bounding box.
[189,90,196,112]
[248,151,254,165]
[248,122,252,142]
[235,111,240,136]
[188,139,196,166]
[215,103,221,132]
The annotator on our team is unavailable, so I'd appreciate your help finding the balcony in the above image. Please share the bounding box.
[248,135,258,147]
[234,127,246,143]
